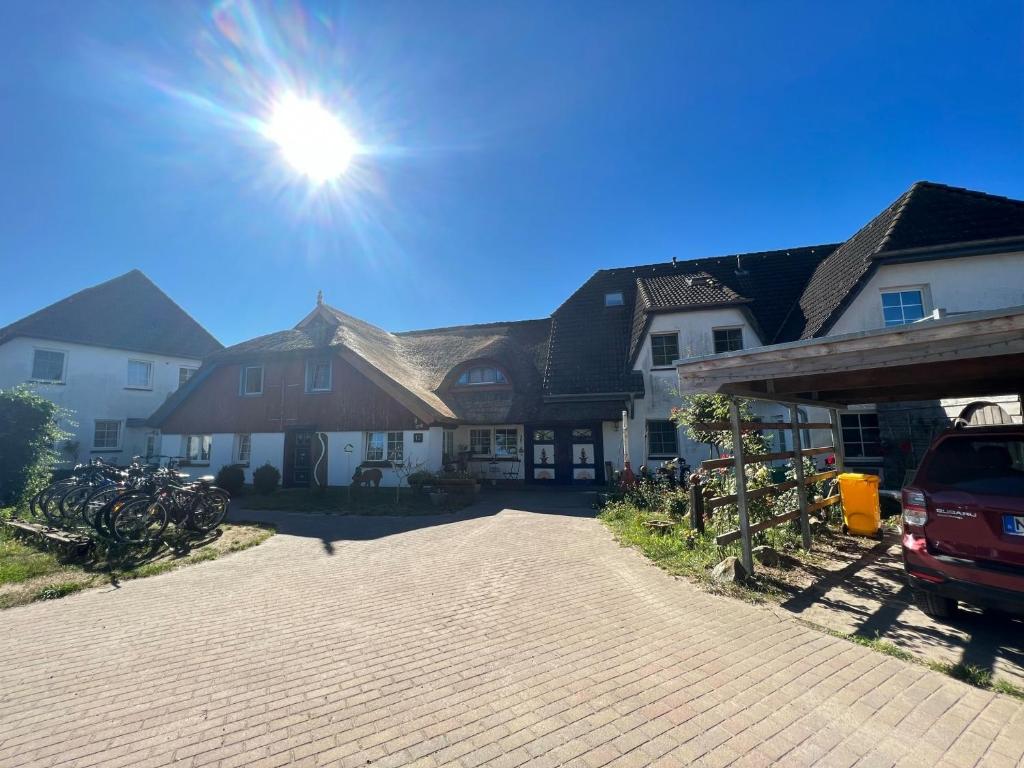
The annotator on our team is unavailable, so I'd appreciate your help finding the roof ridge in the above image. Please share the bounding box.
[876,184,920,253]
[596,243,841,276]
[396,317,550,336]
[911,180,1024,207]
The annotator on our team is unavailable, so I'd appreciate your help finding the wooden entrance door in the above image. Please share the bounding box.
[527,424,603,485]
[284,430,314,487]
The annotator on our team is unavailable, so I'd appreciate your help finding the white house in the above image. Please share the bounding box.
[0,270,222,465]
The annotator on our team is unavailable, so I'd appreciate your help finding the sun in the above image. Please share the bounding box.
[264,94,357,183]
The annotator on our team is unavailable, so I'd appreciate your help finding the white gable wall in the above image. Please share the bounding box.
[827,251,1024,336]
[0,336,202,464]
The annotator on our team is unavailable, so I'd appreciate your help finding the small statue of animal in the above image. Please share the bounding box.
[351,466,383,488]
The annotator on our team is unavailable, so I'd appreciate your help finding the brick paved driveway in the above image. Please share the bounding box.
[2,491,1023,768]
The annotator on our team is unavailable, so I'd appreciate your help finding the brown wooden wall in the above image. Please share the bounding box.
[160,354,421,434]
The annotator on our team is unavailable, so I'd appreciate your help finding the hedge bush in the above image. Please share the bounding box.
[252,463,281,495]
[215,464,246,496]
[0,387,67,507]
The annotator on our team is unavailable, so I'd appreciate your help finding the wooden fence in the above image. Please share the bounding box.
[692,401,846,574]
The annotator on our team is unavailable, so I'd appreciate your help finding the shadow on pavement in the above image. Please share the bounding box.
[228,487,597,550]
[777,533,1024,686]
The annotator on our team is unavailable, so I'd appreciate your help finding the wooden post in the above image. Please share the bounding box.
[729,398,754,575]
[689,474,705,534]
[829,408,847,473]
[790,405,812,549]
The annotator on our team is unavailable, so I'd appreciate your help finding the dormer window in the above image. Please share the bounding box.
[605,291,624,307]
[456,366,508,386]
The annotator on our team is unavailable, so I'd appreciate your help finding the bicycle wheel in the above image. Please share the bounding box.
[111,498,168,545]
[81,486,120,531]
[59,485,96,528]
[40,480,76,527]
[188,488,230,533]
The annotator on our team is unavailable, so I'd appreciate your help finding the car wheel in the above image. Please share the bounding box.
[913,589,956,619]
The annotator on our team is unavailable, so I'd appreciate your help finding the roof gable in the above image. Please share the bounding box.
[0,270,222,359]
[544,244,836,396]
[788,181,1024,340]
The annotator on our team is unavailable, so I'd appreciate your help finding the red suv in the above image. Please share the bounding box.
[902,425,1024,619]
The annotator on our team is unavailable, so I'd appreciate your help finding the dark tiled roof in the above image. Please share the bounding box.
[0,270,222,359]
[629,272,749,363]
[788,181,1024,340]
[544,244,837,396]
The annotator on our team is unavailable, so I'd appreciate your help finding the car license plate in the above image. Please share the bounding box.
[1002,515,1024,536]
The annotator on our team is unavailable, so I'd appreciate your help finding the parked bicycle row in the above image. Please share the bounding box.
[30,456,230,544]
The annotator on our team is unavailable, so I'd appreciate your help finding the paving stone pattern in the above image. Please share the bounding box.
[1,495,1023,767]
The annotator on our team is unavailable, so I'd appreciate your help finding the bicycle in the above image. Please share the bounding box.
[110,471,229,545]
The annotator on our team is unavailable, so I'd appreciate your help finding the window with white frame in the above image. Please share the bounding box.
[178,367,197,389]
[881,288,926,327]
[236,433,252,465]
[455,366,508,386]
[184,434,212,463]
[469,428,492,456]
[93,420,121,450]
[240,365,264,395]
[647,421,678,458]
[494,428,518,457]
[145,431,158,459]
[775,415,788,453]
[443,430,456,463]
[365,431,404,462]
[31,349,66,383]
[126,359,154,389]
[840,412,882,459]
[650,333,680,367]
[305,359,332,392]
[713,327,744,354]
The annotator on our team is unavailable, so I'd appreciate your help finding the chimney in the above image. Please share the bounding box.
[735,255,748,276]
[316,289,324,306]
[672,256,678,268]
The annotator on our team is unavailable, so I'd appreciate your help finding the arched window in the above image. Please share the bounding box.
[455,366,509,387]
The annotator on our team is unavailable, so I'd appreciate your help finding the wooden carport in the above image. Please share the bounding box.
[675,306,1024,574]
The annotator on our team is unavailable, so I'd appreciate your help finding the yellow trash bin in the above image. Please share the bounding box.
[837,472,883,539]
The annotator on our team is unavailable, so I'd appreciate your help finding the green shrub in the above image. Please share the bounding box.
[215,465,245,496]
[407,470,436,487]
[252,463,281,495]
[0,387,68,507]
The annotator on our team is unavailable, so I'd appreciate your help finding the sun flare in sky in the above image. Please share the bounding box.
[263,93,358,184]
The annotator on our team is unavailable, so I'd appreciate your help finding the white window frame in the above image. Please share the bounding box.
[469,428,492,457]
[880,285,929,327]
[126,359,154,390]
[235,433,252,465]
[494,428,519,457]
[145,431,159,459]
[650,332,680,368]
[604,291,624,307]
[365,431,403,462]
[178,366,198,389]
[93,419,122,450]
[183,434,212,464]
[240,365,264,396]
[30,347,67,384]
[712,326,744,354]
[443,429,456,463]
[305,359,332,393]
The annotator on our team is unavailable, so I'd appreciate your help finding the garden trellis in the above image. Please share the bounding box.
[692,399,845,575]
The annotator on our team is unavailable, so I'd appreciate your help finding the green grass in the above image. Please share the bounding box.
[0,534,62,584]
[0,522,275,609]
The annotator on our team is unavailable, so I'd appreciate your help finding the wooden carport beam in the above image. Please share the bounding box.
[729,398,754,575]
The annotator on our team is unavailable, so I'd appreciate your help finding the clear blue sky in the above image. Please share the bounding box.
[1,1,1022,346]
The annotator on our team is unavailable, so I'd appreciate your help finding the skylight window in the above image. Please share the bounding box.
[605,291,624,307]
